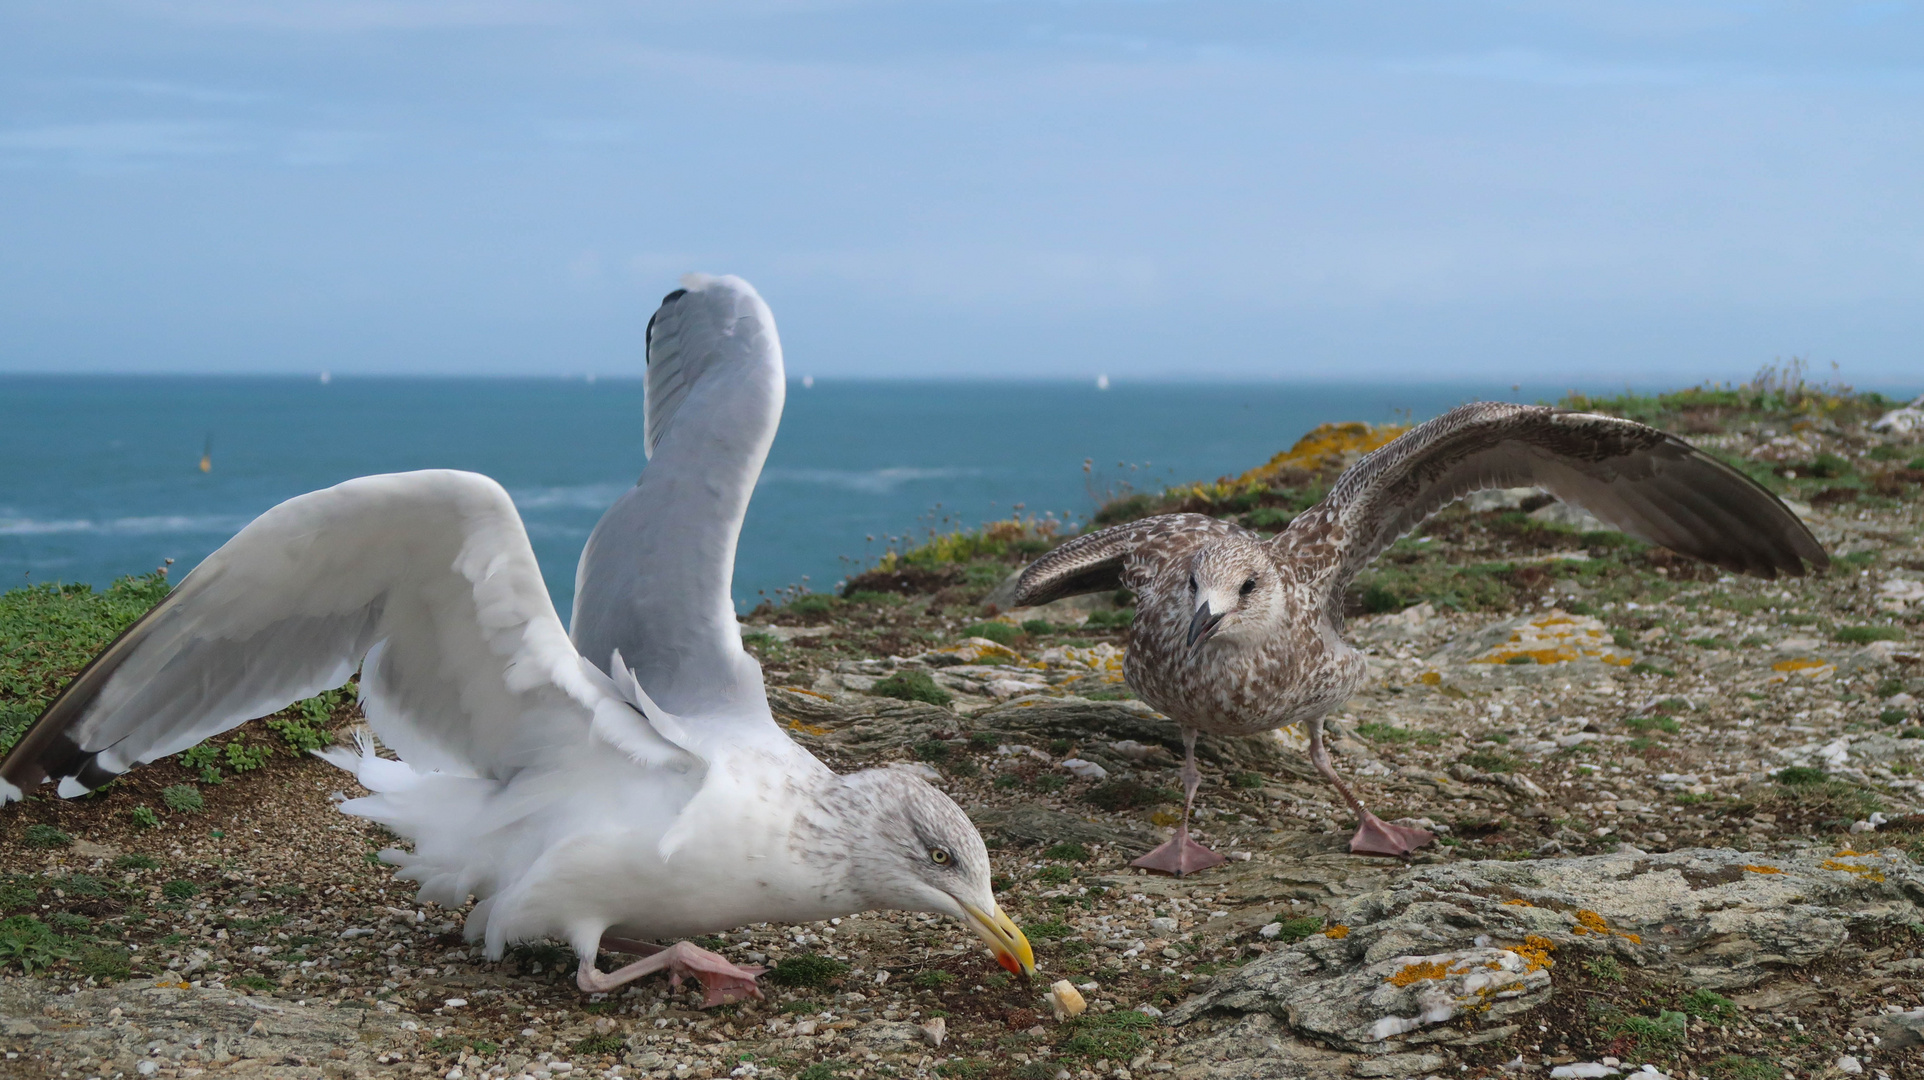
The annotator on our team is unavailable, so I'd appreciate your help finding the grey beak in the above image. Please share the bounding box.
[1187,602,1224,649]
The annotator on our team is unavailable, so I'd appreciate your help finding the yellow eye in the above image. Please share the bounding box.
[929,848,952,866]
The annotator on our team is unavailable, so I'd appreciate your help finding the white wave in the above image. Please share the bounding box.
[508,482,633,511]
[0,514,251,537]
[758,466,984,495]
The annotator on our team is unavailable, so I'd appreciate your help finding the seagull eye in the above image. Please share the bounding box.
[1240,578,1257,596]
[1188,576,1198,593]
[929,848,953,867]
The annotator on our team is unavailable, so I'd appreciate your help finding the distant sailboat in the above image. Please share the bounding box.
[199,435,212,474]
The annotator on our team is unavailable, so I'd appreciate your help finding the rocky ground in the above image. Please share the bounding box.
[5,384,1924,1080]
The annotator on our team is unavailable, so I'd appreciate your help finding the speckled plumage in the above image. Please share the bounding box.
[1015,402,1828,868]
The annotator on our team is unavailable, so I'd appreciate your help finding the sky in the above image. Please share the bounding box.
[1,1,1921,387]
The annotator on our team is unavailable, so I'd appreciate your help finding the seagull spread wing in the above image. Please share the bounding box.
[1282,402,1829,596]
[571,275,785,721]
[1010,514,1246,607]
[0,470,690,802]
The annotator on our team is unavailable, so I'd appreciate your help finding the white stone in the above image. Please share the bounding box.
[1548,1065,1620,1079]
[1060,758,1109,781]
[1836,1055,1864,1074]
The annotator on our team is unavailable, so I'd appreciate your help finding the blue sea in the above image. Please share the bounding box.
[3,376,1596,618]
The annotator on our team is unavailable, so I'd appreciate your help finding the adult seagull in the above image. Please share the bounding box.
[1012,402,1828,874]
[0,274,1034,1002]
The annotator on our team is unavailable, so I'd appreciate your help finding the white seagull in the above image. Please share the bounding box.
[0,274,1034,1003]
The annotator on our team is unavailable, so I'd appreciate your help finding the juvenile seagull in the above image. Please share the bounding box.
[0,275,1033,1001]
[1013,402,1828,873]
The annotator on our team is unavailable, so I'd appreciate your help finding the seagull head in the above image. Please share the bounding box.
[1183,539,1282,650]
[841,767,1035,978]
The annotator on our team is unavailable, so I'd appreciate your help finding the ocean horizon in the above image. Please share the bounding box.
[6,374,1911,619]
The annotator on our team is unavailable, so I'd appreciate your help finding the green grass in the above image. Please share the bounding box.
[1626,715,1682,734]
[1036,866,1074,885]
[1773,766,1828,786]
[1023,919,1073,940]
[1020,619,1054,636]
[1082,779,1174,811]
[784,594,840,617]
[960,621,1020,646]
[0,915,71,974]
[1082,608,1134,629]
[1678,989,1737,1021]
[912,968,955,989]
[1266,916,1323,944]
[1354,722,1443,746]
[160,785,204,813]
[112,854,160,871]
[1057,1010,1156,1060]
[160,880,200,899]
[573,1033,626,1056]
[1042,841,1091,862]
[765,952,849,988]
[22,824,72,849]
[0,572,170,753]
[1581,955,1624,983]
[869,670,953,708]
[129,806,160,828]
[1706,1055,1778,1080]
[1834,625,1905,644]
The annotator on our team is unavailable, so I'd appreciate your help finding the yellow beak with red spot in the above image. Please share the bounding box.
[961,902,1035,977]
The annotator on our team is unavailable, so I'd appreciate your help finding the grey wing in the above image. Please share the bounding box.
[1281,401,1828,594]
[570,274,784,720]
[1012,514,1244,606]
[0,471,687,803]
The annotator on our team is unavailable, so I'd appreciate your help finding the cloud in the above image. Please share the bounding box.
[0,120,241,164]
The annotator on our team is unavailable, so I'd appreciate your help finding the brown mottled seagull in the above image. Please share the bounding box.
[1013,402,1828,874]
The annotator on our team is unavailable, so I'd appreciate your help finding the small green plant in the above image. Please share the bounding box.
[913,968,956,989]
[1035,866,1074,886]
[47,912,90,933]
[845,590,904,607]
[266,692,338,753]
[1354,722,1443,746]
[223,737,273,773]
[1058,1010,1156,1059]
[0,877,36,910]
[1231,772,1266,789]
[1267,916,1323,943]
[232,975,277,992]
[1679,988,1737,1020]
[1458,752,1517,773]
[766,952,849,988]
[1083,779,1173,811]
[1034,774,1065,793]
[961,621,1019,646]
[179,744,225,783]
[52,874,107,897]
[1882,708,1912,726]
[935,1060,988,1080]
[1043,842,1091,862]
[1705,1055,1777,1080]
[1835,625,1905,644]
[796,1065,840,1080]
[573,1033,626,1056]
[76,943,132,981]
[1626,715,1682,734]
[1582,955,1624,982]
[913,740,952,762]
[129,806,160,829]
[1082,609,1134,630]
[0,915,70,973]
[1020,619,1054,636]
[1023,919,1072,940]
[161,879,201,899]
[1629,662,1676,677]
[870,671,953,708]
[160,785,204,813]
[22,824,72,849]
[1774,766,1828,785]
[786,594,840,617]
[1610,1009,1688,1050]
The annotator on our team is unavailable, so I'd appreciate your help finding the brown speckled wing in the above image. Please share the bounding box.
[1278,402,1828,594]
[1011,514,1243,606]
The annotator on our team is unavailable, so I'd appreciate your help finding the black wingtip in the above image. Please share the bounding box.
[644,288,690,364]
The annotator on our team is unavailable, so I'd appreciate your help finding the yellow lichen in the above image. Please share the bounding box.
[1501,899,1534,907]
[786,720,831,737]
[1324,925,1350,939]
[1820,859,1886,882]
[1743,865,1782,874]
[1418,671,1442,686]
[1770,658,1831,673]
[1236,422,1409,485]
[1570,910,1641,945]
[1386,960,1463,987]
[1510,936,1556,972]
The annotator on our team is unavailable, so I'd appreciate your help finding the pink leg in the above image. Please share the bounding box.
[1308,716,1432,857]
[1132,728,1228,877]
[576,940,765,1007]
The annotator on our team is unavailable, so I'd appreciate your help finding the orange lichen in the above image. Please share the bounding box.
[1771,658,1831,673]
[1570,910,1641,945]
[1386,960,1465,987]
[786,720,832,737]
[1418,671,1442,686]
[1510,936,1556,972]
[1501,899,1534,907]
[1743,865,1783,874]
[1324,925,1351,939]
[1237,422,1409,485]
[1820,858,1886,882]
